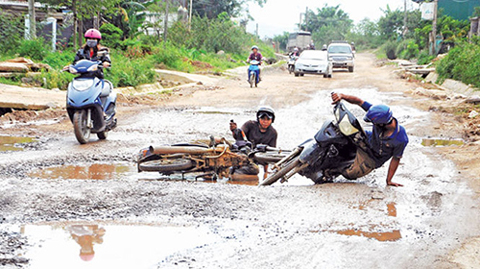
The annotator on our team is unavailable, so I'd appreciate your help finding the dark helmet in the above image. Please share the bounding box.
[257,106,275,122]
[364,104,393,125]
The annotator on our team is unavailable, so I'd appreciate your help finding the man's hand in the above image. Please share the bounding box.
[331,92,343,104]
[62,66,69,71]
[386,157,403,187]
[387,181,403,187]
[103,62,111,68]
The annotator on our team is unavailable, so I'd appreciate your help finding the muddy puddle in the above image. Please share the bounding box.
[422,138,464,147]
[334,229,402,242]
[29,163,136,180]
[0,135,37,152]
[21,221,218,269]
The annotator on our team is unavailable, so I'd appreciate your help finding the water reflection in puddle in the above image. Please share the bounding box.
[22,222,217,269]
[0,135,37,152]
[29,163,136,180]
[421,138,464,147]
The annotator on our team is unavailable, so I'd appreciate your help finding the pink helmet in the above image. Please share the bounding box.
[84,29,102,40]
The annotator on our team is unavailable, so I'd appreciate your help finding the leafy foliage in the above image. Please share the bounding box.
[301,5,353,46]
[99,23,124,48]
[17,39,49,61]
[0,12,25,53]
[436,41,480,88]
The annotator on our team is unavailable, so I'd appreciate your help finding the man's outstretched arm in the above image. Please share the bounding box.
[386,157,403,187]
[331,93,365,106]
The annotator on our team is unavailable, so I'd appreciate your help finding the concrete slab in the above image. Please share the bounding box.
[0,83,65,110]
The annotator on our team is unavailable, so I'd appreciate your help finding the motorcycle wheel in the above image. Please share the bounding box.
[73,110,90,144]
[138,158,194,172]
[97,131,108,140]
[288,66,292,74]
[258,156,301,186]
[249,73,255,88]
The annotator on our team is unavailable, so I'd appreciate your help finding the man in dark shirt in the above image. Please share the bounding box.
[247,45,263,81]
[230,106,278,180]
[331,93,408,187]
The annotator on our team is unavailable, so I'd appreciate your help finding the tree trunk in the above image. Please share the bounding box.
[73,0,77,49]
[163,0,169,46]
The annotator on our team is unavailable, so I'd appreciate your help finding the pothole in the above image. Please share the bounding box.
[0,135,37,152]
[20,221,218,268]
[28,163,137,180]
[421,138,464,147]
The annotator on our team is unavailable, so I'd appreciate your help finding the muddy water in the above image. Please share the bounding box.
[0,135,37,151]
[29,163,136,180]
[422,138,464,147]
[21,222,218,269]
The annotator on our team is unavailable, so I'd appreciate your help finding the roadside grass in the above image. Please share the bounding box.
[0,40,273,90]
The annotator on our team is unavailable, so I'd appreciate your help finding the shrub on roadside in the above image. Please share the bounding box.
[383,40,397,60]
[417,50,434,65]
[436,41,480,88]
[396,39,419,60]
[99,23,123,49]
[17,39,49,61]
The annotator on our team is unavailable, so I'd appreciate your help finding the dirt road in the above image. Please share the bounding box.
[1,53,479,268]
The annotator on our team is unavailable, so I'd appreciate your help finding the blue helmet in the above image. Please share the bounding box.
[364,104,393,125]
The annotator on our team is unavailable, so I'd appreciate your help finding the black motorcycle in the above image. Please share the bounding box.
[258,101,371,186]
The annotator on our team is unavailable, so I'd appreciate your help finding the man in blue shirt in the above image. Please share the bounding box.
[332,93,409,187]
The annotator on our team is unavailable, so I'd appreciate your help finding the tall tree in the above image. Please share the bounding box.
[192,0,266,19]
[300,4,353,45]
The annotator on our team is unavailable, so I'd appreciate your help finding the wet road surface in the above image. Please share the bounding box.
[0,53,479,268]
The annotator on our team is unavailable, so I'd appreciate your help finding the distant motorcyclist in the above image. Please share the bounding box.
[322,44,327,51]
[289,47,300,57]
[331,93,408,187]
[351,42,356,52]
[309,41,315,50]
[230,106,278,180]
[64,29,111,79]
[247,45,263,81]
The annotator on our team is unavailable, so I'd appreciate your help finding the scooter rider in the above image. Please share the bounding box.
[230,106,278,180]
[65,29,111,79]
[289,47,300,57]
[331,93,408,187]
[247,45,263,81]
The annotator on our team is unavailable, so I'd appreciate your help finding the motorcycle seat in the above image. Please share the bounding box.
[100,80,113,97]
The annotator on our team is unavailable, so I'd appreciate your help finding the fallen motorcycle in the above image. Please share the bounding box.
[137,137,290,180]
[258,101,371,186]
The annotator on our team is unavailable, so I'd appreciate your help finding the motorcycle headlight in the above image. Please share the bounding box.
[87,64,98,72]
[72,79,94,91]
[69,66,78,74]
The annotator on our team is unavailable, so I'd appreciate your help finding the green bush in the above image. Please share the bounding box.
[99,23,123,48]
[417,50,434,65]
[108,53,157,87]
[395,39,419,60]
[383,41,398,60]
[0,12,24,54]
[43,50,76,69]
[17,39,48,61]
[436,41,480,88]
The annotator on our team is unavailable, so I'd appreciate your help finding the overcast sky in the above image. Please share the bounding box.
[246,0,420,38]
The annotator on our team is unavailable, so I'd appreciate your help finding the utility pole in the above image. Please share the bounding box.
[163,0,169,47]
[255,23,259,37]
[305,7,308,31]
[189,0,192,30]
[432,0,438,55]
[28,0,36,39]
[403,0,407,38]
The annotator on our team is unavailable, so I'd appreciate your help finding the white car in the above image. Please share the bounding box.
[294,50,332,78]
